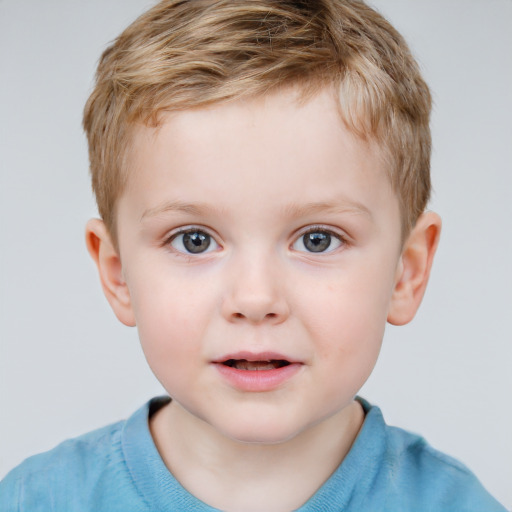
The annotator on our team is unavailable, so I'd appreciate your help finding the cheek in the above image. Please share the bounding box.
[298,263,393,365]
[127,271,216,372]
[309,290,386,403]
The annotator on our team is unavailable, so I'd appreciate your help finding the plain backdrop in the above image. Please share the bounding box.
[1,0,511,508]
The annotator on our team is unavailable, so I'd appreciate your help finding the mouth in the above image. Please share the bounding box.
[221,359,291,371]
[212,352,302,391]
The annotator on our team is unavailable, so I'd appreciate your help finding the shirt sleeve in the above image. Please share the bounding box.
[0,468,21,512]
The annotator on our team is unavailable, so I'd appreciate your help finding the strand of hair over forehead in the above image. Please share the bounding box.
[84,0,431,243]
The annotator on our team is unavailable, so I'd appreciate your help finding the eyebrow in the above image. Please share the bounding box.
[281,200,373,220]
[140,200,223,221]
[140,199,373,222]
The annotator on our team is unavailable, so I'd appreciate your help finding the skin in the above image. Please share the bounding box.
[86,86,441,512]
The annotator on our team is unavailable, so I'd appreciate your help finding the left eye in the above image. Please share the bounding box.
[292,230,343,253]
[169,229,219,254]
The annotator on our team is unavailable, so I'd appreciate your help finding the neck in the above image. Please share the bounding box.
[150,399,364,512]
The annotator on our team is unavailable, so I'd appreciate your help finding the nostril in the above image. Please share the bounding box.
[232,311,279,321]
[227,304,289,324]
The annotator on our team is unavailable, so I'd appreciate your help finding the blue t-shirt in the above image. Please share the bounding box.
[0,397,506,511]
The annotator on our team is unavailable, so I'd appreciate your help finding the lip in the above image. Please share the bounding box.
[212,351,303,392]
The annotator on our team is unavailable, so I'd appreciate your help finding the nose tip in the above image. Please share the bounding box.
[222,263,290,325]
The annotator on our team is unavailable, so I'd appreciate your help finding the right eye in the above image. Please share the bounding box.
[291,228,344,254]
[169,229,219,254]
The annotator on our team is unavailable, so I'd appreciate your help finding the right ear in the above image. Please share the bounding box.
[85,219,136,327]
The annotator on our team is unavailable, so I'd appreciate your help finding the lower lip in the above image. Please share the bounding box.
[213,363,303,392]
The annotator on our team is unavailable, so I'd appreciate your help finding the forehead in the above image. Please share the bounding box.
[120,87,399,231]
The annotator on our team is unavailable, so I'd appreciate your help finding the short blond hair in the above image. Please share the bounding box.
[83,0,432,245]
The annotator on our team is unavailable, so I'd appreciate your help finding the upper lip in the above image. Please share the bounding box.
[212,351,301,364]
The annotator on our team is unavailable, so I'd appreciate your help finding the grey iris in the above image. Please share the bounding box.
[183,232,211,253]
[303,232,331,252]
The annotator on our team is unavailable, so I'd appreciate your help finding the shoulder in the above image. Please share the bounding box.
[362,401,507,511]
[384,423,481,491]
[0,415,146,512]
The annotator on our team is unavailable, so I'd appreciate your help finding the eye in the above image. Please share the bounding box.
[292,228,343,253]
[169,229,219,254]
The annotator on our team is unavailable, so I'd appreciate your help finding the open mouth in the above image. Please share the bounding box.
[214,355,301,391]
[222,359,291,371]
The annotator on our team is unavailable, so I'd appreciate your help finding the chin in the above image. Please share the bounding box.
[217,416,305,446]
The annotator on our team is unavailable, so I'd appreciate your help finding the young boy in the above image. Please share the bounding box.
[0,1,507,511]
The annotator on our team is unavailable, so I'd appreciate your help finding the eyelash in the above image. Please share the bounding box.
[292,226,347,254]
[164,226,220,256]
[163,225,347,256]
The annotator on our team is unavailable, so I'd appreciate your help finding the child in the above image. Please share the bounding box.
[0,0,507,510]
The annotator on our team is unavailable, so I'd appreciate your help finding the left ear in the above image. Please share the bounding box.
[387,212,442,326]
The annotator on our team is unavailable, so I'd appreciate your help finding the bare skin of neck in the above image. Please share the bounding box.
[150,400,364,512]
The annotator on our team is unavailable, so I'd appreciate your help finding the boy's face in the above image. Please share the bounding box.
[113,87,404,443]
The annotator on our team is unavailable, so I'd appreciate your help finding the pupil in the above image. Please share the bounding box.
[304,232,331,252]
[183,232,210,253]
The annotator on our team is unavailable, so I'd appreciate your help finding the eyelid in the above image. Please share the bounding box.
[164,225,221,254]
[291,224,348,253]
[296,224,347,241]
[164,225,218,240]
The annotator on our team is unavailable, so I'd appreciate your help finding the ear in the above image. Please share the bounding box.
[387,212,442,326]
[85,219,136,327]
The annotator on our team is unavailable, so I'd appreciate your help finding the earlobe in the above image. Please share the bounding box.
[85,219,136,327]
[387,212,442,326]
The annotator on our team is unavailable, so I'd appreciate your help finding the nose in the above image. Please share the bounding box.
[221,252,290,325]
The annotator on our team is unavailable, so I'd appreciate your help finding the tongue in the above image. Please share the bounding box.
[233,360,284,371]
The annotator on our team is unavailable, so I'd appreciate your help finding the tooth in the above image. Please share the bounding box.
[234,360,281,371]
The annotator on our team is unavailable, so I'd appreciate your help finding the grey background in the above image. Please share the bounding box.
[1,0,511,508]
